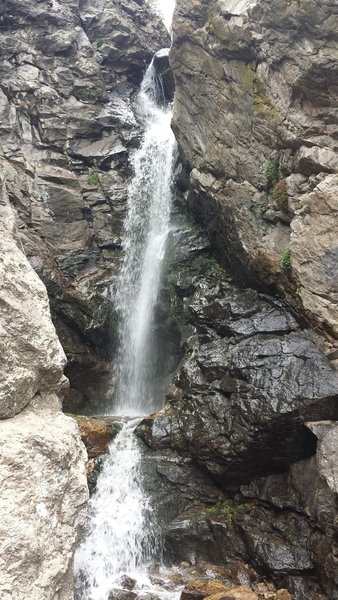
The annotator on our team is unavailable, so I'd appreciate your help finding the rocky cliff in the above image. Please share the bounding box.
[0,196,88,599]
[170,0,338,342]
[0,0,169,410]
[138,2,338,598]
[0,0,168,597]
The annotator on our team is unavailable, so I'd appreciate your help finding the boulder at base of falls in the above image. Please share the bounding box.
[162,422,337,599]
[0,395,88,600]
[0,201,88,599]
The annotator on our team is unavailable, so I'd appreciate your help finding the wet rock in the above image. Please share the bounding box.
[119,575,137,591]
[139,278,338,483]
[108,590,137,600]
[140,217,338,598]
[153,49,175,104]
[70,415,123,458]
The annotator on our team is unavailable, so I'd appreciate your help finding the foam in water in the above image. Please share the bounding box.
[75,420,158,600]
[113,61,176,416]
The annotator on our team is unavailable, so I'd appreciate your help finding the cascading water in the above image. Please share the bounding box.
[112,60,176,416]
[75,57,177,600]
[75,420,158,600]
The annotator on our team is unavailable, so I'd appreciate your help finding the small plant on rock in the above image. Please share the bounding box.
[299,195,310,207]
[87,171,100,186]
[265,159,279,184]
[272,179,288,210]
[206,499,245,523]
[280,249,292,271]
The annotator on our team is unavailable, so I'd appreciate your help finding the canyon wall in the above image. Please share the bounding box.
[170,0,338,341]
[0,1,167,597]
[0,196,88,599]
[137,2,338,598]
[0,0,168,410]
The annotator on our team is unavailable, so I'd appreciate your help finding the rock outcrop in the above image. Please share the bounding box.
[137,212,338,599]
[0,0,169,410]
[0,199,88,599]
[170,0,338,340]
[138,249,338,484]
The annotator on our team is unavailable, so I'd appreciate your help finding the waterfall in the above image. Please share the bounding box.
[113,60,176,416]
[75,58,177,600]
[75,421,158,600]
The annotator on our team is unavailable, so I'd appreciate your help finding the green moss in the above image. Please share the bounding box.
[198,255,220,269]
[97,37,108,48]
[87,171,100,186]
[266,159,279,183]
[272,179,288,210]
[206,499,245,523]
[280,248,292,271]
[299,195,310,207]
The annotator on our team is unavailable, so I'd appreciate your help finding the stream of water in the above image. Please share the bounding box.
[113,62,176,416]
[74,48,178,600]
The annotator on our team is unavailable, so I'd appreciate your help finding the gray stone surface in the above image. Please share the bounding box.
[0,199,66,419]
[171,0,338,339]
[0,198,88,599]
[0,0,169,411]
[0,395,88,600]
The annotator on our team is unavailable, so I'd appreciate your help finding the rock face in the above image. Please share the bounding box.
[0,197,66,418]
[137,212,338,599]
[0,396,88,600]
[0,0,169,410]
[170,0,338,339]
[0,200,88,599]
[138,253,338,484]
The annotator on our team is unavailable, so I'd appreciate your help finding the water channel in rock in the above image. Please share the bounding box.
[74,39,180,600]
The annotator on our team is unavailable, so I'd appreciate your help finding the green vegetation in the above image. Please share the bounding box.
[97,37,108,48]
[199,255,220,269]
[265,159,279,183]
[76,89,92,102]
[193,499,201,507]
[206,499,245,523]
[87,171,100,186]
[280,248,292,271]
[299,195,310,207]
[272,179,288,210]
[295,286,302,297]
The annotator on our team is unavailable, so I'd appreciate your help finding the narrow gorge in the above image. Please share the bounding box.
[0,2,337,600]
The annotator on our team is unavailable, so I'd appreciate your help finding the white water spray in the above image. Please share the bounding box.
[75,421,158,600]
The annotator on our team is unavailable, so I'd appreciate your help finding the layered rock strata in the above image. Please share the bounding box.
[170,0,338,339]
[0,199,88,599]
[0,0,169,410]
